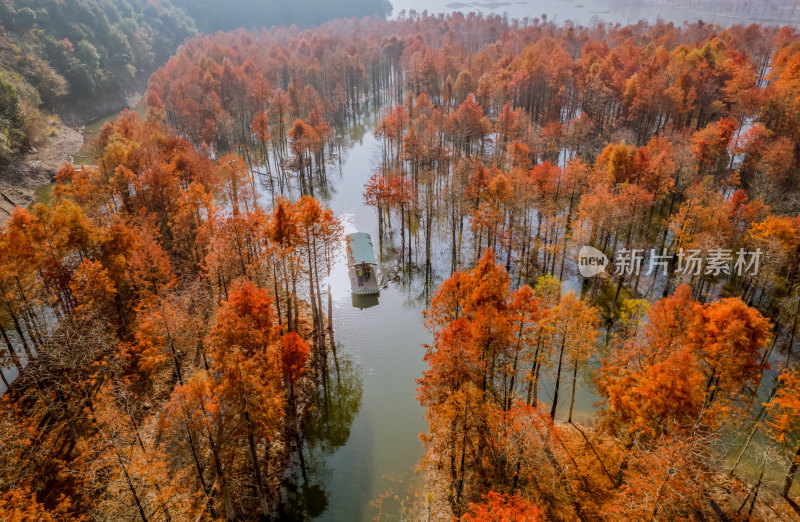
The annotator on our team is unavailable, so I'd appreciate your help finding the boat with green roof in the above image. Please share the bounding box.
[346,232,379,295]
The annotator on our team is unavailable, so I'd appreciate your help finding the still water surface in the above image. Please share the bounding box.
[286,129,432,521]
[391,0,800,27]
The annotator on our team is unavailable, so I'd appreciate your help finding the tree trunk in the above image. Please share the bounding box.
[247,428,270,517]
[550,335,567,420]
[0,323,21,371]
[568,360,578,423]
[116,448,149,522]
[182,415,216,518]
[781,443,800,498]
[0,365,9,390]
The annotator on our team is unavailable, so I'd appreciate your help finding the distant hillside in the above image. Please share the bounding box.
[0,0,391,162]
[0,0,196,159]
[173,0,392,33]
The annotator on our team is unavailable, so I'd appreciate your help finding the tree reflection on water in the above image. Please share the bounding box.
[278,353,363,520]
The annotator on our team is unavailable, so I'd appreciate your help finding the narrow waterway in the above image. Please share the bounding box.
[280,129,432,521]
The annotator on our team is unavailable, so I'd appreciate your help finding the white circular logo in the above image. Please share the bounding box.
[578,246,608,278]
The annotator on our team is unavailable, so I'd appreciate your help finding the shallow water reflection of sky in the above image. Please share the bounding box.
[390,0,800,27]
